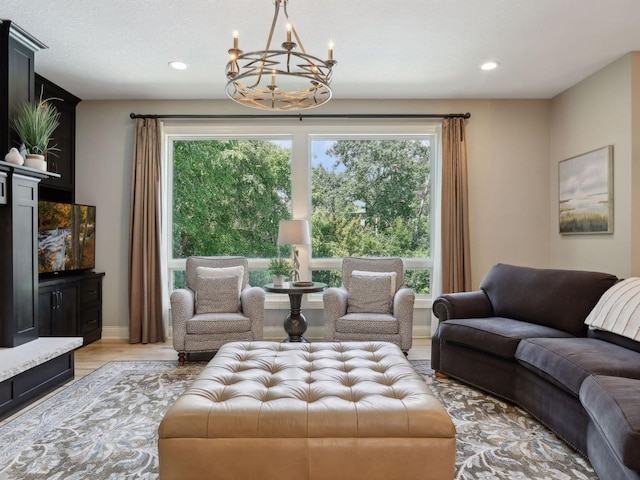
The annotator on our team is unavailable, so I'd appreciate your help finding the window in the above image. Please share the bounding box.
[163,123,438,298]
[168,137,292,288]
[310,137,432,293]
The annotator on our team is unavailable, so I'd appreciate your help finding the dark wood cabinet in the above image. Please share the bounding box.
[38,271,105,345]
[79,274,104,344]
[35,74,80,203]
[0,163,56,347]
[39,282,78,336]
[1,21,46,157]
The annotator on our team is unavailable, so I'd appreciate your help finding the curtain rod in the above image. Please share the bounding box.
[129,112,471,121]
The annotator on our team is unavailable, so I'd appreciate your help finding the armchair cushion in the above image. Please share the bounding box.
[195,275,240,314]
[351,270,397,296]
[347,273,393,314]
[196,265,244,293]
[336,313,398,334]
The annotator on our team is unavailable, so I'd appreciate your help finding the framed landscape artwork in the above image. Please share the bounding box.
[558,145,613,235]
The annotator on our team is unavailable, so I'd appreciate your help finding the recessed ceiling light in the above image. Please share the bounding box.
[169,61,188,70]
[480,61,499,71]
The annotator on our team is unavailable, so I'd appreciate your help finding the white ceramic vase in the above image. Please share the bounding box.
[273,275,285,287]
[4,147,24,165]
[24,154,46,171]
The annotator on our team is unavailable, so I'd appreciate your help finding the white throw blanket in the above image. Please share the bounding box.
[584,277,640,341]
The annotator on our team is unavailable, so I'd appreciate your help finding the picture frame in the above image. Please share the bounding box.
[558,145,613,235]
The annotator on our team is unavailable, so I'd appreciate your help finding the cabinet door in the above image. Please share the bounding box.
[53,284,78,336]
[39,282,78,337]
[37,287,55,336]
[1,24,38,155]
[36,75,80,196]
[9,174,39,346]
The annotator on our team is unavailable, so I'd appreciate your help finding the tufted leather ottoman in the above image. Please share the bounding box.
[158,341,456,480]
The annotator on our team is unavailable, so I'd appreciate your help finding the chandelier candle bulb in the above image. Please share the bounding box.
[233,31,239,50]
[328,43,333,61]
[287,23,292,43]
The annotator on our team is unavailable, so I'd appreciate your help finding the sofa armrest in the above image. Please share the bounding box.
[432,290,493,321]
[170,287,195,351]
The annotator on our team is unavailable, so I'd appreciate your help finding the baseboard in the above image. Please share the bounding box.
[102,326,130,340]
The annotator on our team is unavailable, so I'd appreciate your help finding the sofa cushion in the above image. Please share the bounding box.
[580,375,640,471]
[588,327,640,353]
[439,318,574,359]
[480,263,618,336]
[515,338,640,397]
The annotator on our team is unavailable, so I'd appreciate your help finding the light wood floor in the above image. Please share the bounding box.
[75,337,432,379]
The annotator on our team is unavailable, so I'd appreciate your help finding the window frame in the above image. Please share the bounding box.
[162,121,441,308]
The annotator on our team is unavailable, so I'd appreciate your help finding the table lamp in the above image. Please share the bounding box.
[277,219,310,283]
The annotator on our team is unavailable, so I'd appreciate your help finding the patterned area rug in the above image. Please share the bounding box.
[0,359,596,479]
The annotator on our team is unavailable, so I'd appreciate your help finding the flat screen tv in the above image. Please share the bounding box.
[38,201,96,275]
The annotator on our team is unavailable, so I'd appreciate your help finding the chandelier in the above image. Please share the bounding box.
[225,0,336,111]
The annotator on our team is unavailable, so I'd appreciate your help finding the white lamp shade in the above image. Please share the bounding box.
[277,219,310,245]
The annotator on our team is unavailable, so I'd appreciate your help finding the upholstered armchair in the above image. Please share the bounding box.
[170,256,264,364]
[323,256,416,353]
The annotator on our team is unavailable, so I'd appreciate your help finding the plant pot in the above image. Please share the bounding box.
[24,154,46,171]
[272,275,285,287]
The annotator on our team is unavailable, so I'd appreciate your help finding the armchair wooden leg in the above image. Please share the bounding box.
[434,371,449,379]
[178,352,186,365]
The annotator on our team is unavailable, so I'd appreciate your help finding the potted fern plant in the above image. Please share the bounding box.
[10,96,61,171]
[268,258,291,286]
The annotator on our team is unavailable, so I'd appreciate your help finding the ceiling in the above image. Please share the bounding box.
[2,0,640,102]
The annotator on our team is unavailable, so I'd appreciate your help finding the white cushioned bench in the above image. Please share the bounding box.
[158,341,456,480]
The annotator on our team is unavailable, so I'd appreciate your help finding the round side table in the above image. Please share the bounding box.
[263,282,326,342]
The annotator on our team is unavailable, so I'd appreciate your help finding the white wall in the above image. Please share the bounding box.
[549,53,639,278]
[75,98,551,338]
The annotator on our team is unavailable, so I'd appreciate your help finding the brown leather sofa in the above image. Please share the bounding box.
[432,263,640,480]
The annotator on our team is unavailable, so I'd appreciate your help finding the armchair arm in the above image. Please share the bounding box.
[170,288,195,351]
[394,286,416,351]
[432,290,493,321]
[241,286,265,340]
[323,286,348,341]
